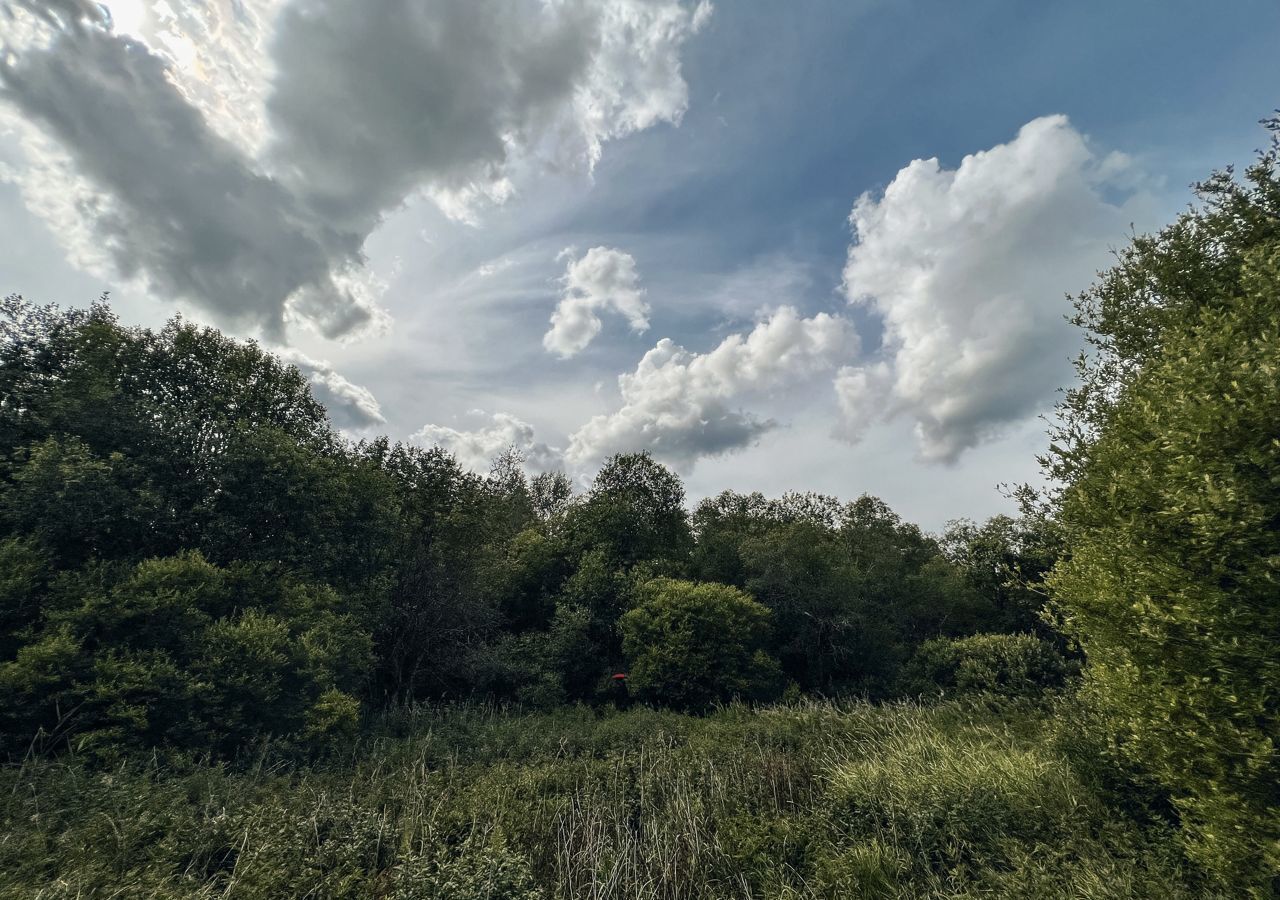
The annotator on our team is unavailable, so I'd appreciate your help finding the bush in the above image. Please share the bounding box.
[0,551,371,757]
[900,633,1072,699]
[1048,248,1280,889]
[1045,121,1280,893]
[620,578,782,711]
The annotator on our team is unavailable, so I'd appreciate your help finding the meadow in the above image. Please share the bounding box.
[0,697,1212,900]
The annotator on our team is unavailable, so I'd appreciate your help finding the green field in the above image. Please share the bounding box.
[0,698,1213,900]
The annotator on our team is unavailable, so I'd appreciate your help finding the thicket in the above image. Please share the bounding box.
[1045,117,1280,892]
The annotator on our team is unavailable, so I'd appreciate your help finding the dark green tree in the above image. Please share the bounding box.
[565,452,693,569]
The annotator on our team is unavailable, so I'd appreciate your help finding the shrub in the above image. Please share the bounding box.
[900,633,1072,699]
[0,551,371,757]
[1044,120,1280,893]
[1048,250,1280,889]
[620,578,782,711]
[0,537,48,658]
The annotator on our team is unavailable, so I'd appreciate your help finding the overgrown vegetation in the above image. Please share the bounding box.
[1045,117,1280,891]
[0,120,1277,897]
[0,700,1218,899]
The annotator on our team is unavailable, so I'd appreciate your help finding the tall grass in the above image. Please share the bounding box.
[0,699,1218,899]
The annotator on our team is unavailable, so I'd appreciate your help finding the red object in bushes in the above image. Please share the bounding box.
[611,673,628,680]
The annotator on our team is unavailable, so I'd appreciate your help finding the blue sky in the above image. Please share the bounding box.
[2,0,1277,529]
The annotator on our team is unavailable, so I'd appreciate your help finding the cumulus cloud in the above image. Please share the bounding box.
[544,246,649,357]
[838,115,1150,462]
[0,0,709,340]
[413,410,564,474]
[276,348,385,430]
[567,306,857,473]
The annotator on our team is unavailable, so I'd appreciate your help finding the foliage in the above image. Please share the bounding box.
[1046,119,1280,893]
[0,551,371,757]
[900,633,1073,699]
[0,700,1219,899]
[939,503,1059,636]
[565,451,693,569]
[621,578,782,710]
[692,491,1035,695]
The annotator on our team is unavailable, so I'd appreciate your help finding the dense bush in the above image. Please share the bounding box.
[900,632,1073,699]
[621,578,782,710]
[1047,122,1280,891]
[0,551,370,757]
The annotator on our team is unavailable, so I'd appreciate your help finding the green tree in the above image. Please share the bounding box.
[0,552,370,757]
[940,506,1058,636]
[1046,121,1280,893]
[0,538,47,659]
[696,491,982,695]
[900,633,1071,699]
[565,452,693,569]
[620,578,781,711]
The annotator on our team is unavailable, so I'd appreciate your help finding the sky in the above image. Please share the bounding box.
[1,0,1277,531]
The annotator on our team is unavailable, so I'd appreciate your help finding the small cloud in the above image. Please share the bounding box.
[567,306,857,473]
[543,246,649,358]
[475,257,514,279]
[412,410,564,474]
[275,348,386,431]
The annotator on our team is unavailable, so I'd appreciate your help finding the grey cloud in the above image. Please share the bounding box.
[0,23,373,341]
[276,348,386,430]
[266,0,709,231]
[268,0,593,233]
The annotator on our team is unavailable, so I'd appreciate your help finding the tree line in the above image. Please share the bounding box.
[0,294,1062,760]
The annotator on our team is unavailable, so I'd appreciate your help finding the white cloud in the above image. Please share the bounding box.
[567,306,856,473]
[832,362,893,444]
[413,410,564,475]
[543,246,649,357]
[838,114,1151,462]
[275,348,386,430]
